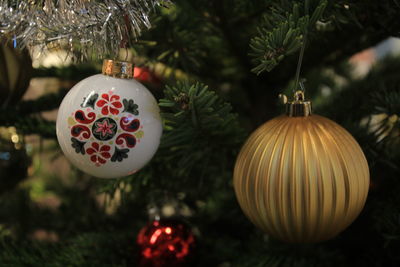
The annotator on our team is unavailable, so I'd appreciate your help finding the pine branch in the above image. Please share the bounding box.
[159,82,244,150]
[250,0,328,74]
[0,114,56,138]
[158,82,244,178]
[0,91,67,138]
[32,65,99,80]
[0,232,138,266]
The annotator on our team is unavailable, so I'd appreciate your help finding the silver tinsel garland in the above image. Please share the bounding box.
[0,0,171,60]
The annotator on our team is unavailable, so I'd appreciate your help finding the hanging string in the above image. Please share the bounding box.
[293,33,307,93]
[124,47,129,62]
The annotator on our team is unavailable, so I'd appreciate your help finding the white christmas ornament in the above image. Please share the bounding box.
[56,60,162,178]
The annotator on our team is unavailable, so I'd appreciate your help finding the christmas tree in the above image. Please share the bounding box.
[1,0,400,266]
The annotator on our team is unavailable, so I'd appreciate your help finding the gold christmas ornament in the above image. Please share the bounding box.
[233,91,369,243]
[0,43,32,107]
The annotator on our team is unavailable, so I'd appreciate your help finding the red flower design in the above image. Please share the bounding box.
[94,118,116,139]
[86,142,111,166]
[96,93,122,115]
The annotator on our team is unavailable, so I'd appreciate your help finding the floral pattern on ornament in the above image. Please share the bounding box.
[96,93,123,115]
[86,142,111,166]
[68,91,143,167]
[92,117,117,141]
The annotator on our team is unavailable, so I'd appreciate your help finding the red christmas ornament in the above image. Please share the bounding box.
[133,67,161,86]
[137,219,195,266]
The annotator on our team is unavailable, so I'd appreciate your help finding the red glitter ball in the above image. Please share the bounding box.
[137,219,195,266]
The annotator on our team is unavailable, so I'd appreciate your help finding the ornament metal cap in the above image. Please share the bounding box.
[102,59,134,79]
[286,90,312,117]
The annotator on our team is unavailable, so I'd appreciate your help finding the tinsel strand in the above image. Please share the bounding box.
[0,0,172,61]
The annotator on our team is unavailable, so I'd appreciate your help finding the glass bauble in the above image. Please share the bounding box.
[56,60,162,178]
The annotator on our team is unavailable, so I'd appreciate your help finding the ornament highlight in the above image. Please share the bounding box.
[137,219,195,267]
[233,91,369,243]
[57,60,162,178]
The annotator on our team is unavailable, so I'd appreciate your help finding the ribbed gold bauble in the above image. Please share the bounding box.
[233,92,369,243]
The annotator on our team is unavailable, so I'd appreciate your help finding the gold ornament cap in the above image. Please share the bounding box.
[102,59,134,79]
[286,90,312,117]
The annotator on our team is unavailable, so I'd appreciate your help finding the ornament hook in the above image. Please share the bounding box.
[286,82,312,117]
[299,78,306,92]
